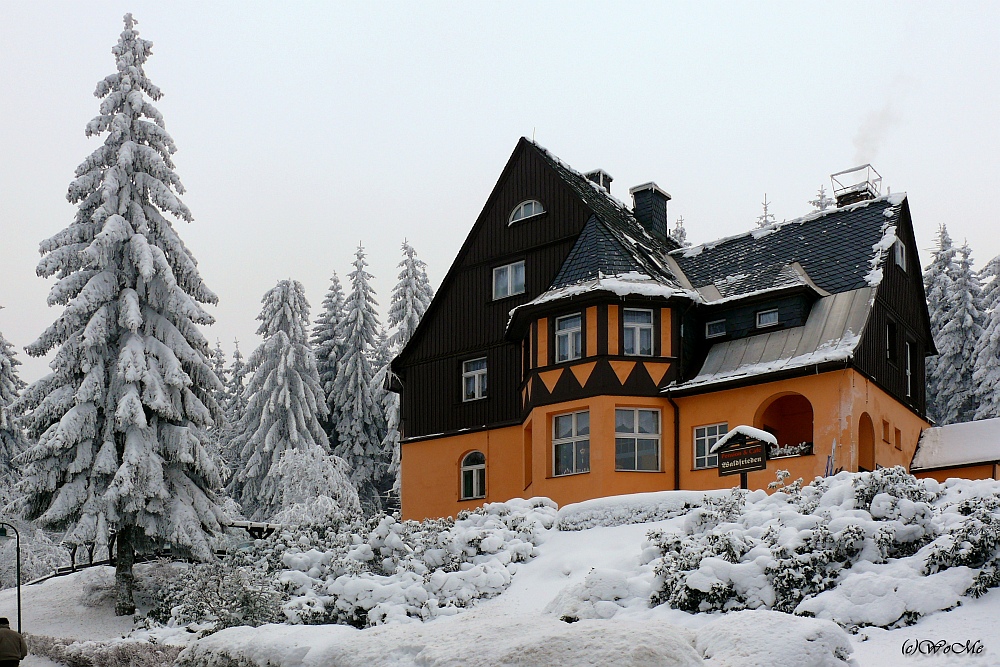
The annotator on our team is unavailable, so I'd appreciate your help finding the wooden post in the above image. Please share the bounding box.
[740,472,748,490]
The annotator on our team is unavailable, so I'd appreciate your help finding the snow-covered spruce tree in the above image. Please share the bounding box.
[936,243,983,425]
[669,216,690,247]
[227,280,335,520]
[332,246,385,514]
[923,224,956,424]
[755,194,776,228]
[0,313,27,503]
[12,14,226,616]
[387,241,434,352]
[224,339,247,422]
[974,254,1000,419]
[809,185,834,211]
[209,339,230,411]
[311,271,346,443]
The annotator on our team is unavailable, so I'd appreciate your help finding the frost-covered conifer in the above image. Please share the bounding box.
[936,243,983,424]
[755,194,776,228]
[669,216,690,247]
[387,241,434,352]
[974,255,1000,419]
[225,339,247,421]
[13,15,226,615]
[228,280,333,520]
[209,339,230,410]
[332,246,385,513]
[809,185,834,211]
[0,315,27,493]
[311,272,346,441]
[923,225,956,424]
[268,446,360,524]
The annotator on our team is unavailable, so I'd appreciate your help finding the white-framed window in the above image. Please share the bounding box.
[493,261,525,300]
[509,200,545,225]
[905,340,913,397]
[555,314,582,362]
[615,408,660,471]
[460,451,486,500]
[894,239,906,271]
[623,309,654,356]
[694,422,727,470]
[706,319,726,339]
[756,309,779,328]
[553,411,590,476]
[462,358,487,401]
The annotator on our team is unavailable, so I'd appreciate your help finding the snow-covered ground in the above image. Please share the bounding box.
[2,479,1000,666]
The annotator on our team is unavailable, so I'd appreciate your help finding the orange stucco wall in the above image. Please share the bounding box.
[400,368,932,521]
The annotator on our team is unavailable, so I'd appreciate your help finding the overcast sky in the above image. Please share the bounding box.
[2,2,998,383]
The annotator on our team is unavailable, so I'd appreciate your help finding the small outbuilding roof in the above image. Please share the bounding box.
[910,418,1000,470]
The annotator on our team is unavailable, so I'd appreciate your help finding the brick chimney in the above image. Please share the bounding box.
[629,182,671,241]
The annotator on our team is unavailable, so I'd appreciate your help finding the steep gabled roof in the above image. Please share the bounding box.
[529,141,683,289]
[670,194,906,298]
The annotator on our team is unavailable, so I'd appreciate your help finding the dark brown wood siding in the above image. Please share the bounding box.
[398,142,594,439]
[853,209,930,416]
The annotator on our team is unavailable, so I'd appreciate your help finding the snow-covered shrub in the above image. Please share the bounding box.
[279,497,557,627]
[648,468,1000,629]
[556,489,730,531]
[0,522,70,589]
[25,633,183,667]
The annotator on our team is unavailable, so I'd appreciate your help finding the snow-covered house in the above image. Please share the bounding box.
[391,138,934,520]
[910,417,1000,481]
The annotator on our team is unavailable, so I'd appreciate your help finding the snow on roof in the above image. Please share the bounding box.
[672,287,871,392]
[911,417,1000,470]
[710,425,779,453]
[510,272,698,318]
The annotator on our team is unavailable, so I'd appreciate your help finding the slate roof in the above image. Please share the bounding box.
[529,141,683,290]
[671,196,904,297]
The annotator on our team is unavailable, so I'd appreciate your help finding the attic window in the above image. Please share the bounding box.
[756,309,779,328]
[706,320,726,339]
[509,200,544,225]
[894,239,906,271]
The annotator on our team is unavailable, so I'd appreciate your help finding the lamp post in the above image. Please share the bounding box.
[0,522,20,633]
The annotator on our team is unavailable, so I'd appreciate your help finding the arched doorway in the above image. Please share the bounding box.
[757,394,814,457]
[858,412,875,472]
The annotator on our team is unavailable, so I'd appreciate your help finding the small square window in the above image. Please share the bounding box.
[882,420,891,443]
[623,309,654,356]
[694,422,727,469]
[756,309,779,328]
[706,319,726,338]
[493,261,525,300]
[555,314,582,363]
[462,358,487,401]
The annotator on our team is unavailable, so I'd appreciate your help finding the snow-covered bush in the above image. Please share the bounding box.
[0,522,70,589]
[648,467,1000,629]
[555,489,730,531]
[25,632,183,667]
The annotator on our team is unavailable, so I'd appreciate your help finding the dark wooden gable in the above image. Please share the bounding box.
[394,139,598,439]
[853,199,933,416]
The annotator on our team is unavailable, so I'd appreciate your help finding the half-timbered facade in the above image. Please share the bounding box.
[392,138,935,520]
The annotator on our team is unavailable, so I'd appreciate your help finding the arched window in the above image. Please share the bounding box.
[509,200,544,225]
[461,451,486,500]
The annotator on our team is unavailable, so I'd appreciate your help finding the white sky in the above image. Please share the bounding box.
[2,2,998,383]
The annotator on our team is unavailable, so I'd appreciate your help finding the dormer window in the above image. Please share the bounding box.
[706,319,726,339]
[756,309,779,328]
[509,200,544,225]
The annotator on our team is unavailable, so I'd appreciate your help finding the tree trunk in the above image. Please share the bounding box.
[114,526,136,616]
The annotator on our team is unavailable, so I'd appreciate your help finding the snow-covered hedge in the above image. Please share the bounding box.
[555,489,730,531]
[648,467,1000,628]
[148,497,557,632]
[25,632,183,667]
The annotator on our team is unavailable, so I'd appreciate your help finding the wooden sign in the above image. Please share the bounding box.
[718,442,767,476]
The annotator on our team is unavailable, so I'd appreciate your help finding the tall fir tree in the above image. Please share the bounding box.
[387,241,434,352]
[332,246,385,513]
[0,312,28,491]
[209,339,230,411]
[974,254,1000,419]
[380,241,436,501]
[923,225,957,423]
[809,185,835,211]
[936,243,983,424]
[13,14,226,615]
[755,194,776,228]
[311,271,346,443]
[225,339,248,422]
[228,280,334,520]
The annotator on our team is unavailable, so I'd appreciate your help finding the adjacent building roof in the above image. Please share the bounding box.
[672,287,872,392]
[911,418,1000,470]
